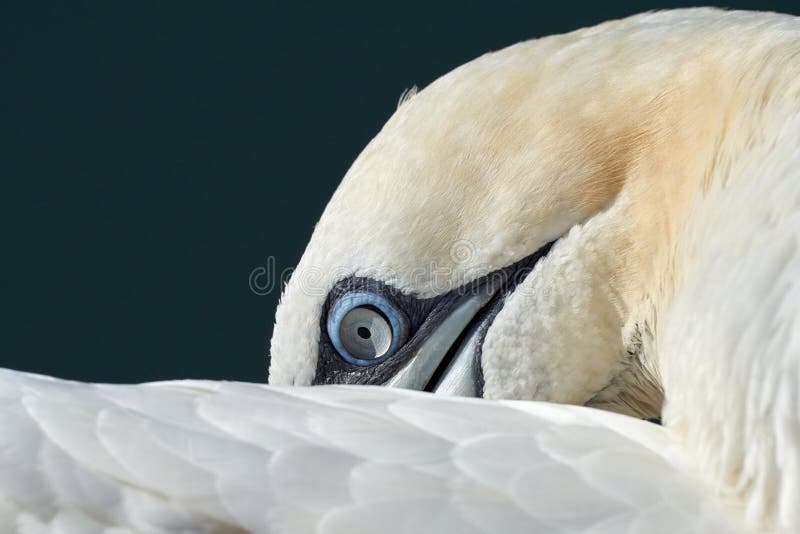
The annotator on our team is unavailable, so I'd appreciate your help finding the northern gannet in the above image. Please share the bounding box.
[1,8,798,533]
[269,6,800,531]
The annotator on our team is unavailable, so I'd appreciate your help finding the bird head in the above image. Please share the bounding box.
[267,9,787,418]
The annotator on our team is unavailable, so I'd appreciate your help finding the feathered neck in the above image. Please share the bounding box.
[650,41,800,531]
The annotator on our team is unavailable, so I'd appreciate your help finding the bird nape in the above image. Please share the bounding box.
[4,7,800,534]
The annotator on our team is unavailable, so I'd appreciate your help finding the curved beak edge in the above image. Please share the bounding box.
[384,283,499,397]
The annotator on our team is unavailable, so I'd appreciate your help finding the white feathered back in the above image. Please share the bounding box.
[0,369,746,533]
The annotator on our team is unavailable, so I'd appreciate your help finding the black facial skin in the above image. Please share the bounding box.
[313,241,556,393]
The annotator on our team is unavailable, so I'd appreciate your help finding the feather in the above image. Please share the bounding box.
[0,369,748,533]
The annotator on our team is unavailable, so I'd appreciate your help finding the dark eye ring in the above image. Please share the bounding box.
[327,292,409,366]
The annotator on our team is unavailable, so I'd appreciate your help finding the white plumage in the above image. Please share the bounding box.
[0,369,747,533]
[3,7,800,533]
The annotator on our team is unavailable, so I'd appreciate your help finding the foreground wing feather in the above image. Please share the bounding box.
[0,369,746,533]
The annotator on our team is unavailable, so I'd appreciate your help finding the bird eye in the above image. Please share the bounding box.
[327,292,409,366]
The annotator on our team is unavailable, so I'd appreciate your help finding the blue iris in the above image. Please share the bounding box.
[327,292,409,366]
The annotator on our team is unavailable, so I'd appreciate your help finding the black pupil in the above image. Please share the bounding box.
[357,326,371,339]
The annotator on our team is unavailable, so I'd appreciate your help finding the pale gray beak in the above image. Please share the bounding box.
[382,241,555,397]
[385,282,499,396]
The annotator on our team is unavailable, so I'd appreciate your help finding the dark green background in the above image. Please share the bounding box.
[5,2,799,383]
